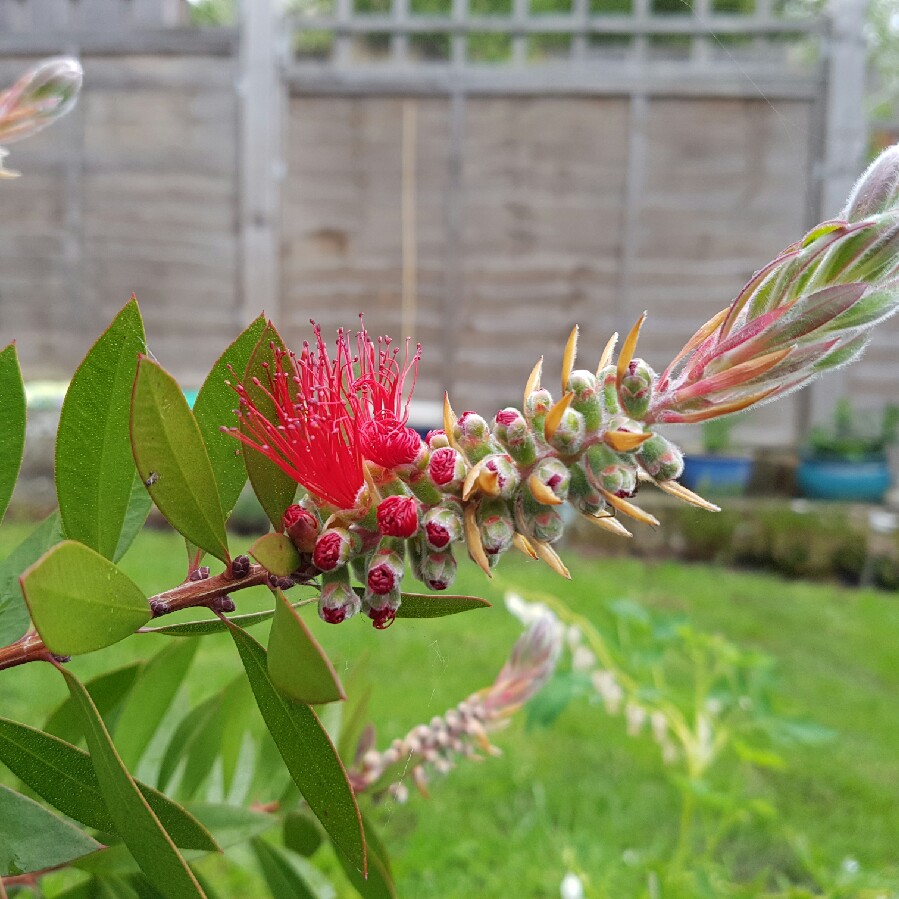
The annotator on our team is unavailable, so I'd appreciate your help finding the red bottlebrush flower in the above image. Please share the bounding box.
[227,325,366,510]
[376,495,419,538]
[352,321,423,468]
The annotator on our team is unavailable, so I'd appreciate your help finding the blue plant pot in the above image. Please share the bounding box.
[680,455,753,496]
[796,457,891,503]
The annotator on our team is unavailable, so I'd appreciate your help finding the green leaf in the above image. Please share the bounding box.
[250,532,302,577]
[130,356,229,564]
[58,666,208,897]
[193,315,267,520]
[113,470,154,563]
[56,298,146,560]
[114,638,199,770]
[0,511,64,646]
[226,622,366,876]
[139,598,313,637]
[252,838,317,899]
[45,662,144,745]
[157,693,223,795]
[240,324,297,529]
[0,716,218,852]
[336,657,373,764]
[268,590,345,705]
[336,814,397,899]
[0,783,101,876]
[0,343,26,527]
[21,541,151,656]
[185,803,276,850]
[283,811,323,857]
[352,588,492,618]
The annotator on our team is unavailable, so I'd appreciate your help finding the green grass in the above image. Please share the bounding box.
[1,524,898,897]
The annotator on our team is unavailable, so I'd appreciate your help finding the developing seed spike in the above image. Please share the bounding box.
[531,540,571,579]
[596,332,619,375]
[443,393,462,451]
[543,392,574,441]
[512,533,539,559]
[652,478,721,512]
[598,487,660,527]
[463,457,487,501]
[581,511,633,538]
[561,325,579,392]
[463,501,492,577]
[616,312,647,391]
[478,466,502,497]
[524,357,544,407]
[527,473,564,506]
[603,429,652,453]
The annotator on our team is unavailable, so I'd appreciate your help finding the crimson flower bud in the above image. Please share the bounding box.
[283,504,320,553]
[376,494,419,538]
[453,411,496,462]
[422,502,463,550]
[493,407,537,465]
[531,457,571,504]
[428,446,466,493]
[363,589,402,629]
[367,547,405,595]
[425,429,450,449]
[419,548,458,591]
[318,570,361,624]
[312,527,355,572]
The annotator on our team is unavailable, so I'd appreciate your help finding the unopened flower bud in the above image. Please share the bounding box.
[428,446,466,493]
[312,527,356,572]
[530,457,571,504]
[376,494,419,538]
[419,548,458,591]
[363,588,402,629]
[189,566,211,582]
[493,408,538,465]
[583,444,637,498]
[481,453,520,499]
[524,388,553,440]
[367,546,405,595]
[425,429,449,449]
[567,461,607,516]
[422,502,464,550]
[453,411,496,463]
[318,570,362,624]
[548,407,586,455]
[842,144,899,220]
[230,556,251,579]
[568,370,602,433]
[618,358,655,420]
[477,497,515,560]
[598,366,621,416]
[636,432,684,481]
[283,504,320,553]
[515,488,566,544]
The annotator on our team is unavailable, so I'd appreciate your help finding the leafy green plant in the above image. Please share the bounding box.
[806,399,899,462]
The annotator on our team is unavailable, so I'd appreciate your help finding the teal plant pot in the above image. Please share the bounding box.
[680,455,753,497]
[797,456,891,503]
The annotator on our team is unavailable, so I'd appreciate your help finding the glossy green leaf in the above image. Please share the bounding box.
[0,511,64,646]
[113,470,154,563]
[250,532,302,577]
[240,324,297,529]
[0,783,101,876]
[21,541,151,656]
[130,356,229,564]
[268,590,345,705]
[0,716,218,852]
[0,343,26,527]
[352,587,492,618]
[336,814,397,899]
[46,662,144,745]
[140,598,314,637]
[114,638,198,770]
[185,803,276,850]
[283,811,323,858]
[56,298,146,560]
[226,622,366,876]
[252,838,317,899]
[193,315,267,520]
[59,666,208,898]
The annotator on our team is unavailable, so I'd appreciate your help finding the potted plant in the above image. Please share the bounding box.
[796,399,897,502]
[679,417,754,496]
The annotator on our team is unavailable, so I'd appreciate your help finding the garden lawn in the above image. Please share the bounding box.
[1,523,898,897]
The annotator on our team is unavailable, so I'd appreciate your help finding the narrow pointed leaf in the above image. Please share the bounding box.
[185,803,276,849]
[821,285,899,333]
[56,298,146,559]
[21,541,151,656]
[0,343,26,527]
[252,838,318,899]
[193,315,267,519]
[250,532,302,578]
[141,608,281,636]
[226,622,366,876]
[0,784,101,876]
[131,356,229,563]
[0,511,64,646]
[58,666,208,897]
[113,470,154,563]
[335,814,397,899]
[114,638,199,770]
[268,589,345,705]
[241,324,297,529]
[351,588,491,618]
[158,693,223,794]
[814,333,868,372]
[0,716,218,852]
